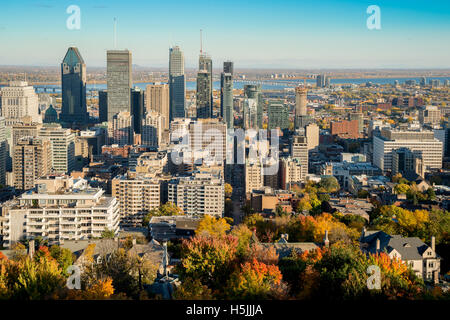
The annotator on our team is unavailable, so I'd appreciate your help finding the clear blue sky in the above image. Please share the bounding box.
[0,0,449,68]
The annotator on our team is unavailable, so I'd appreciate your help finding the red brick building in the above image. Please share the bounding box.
[330,120,360,139]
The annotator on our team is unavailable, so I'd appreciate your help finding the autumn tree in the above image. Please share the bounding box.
[224,259,287,299]
[195,215,231,237]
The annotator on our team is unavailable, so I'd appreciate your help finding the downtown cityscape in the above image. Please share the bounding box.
[0,0,450,311]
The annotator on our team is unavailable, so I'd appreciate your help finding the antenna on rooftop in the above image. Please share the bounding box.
[113,17,117,49]
[200,29,203,54]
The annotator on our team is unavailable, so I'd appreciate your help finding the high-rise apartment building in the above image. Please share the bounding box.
[243,85,263,129]
[0,81,41,126]
[168,172,224,217]
[145,83,169,130]
[2,176,120,247]
[108,111,133,146]
[13,137,51,191]
[142,112,163,148]
[419,105,441,126]
[291,135,308,178]
[305,123,319,151]
[221,61,234,128]
[38,124,75,174]
[280,157,305,189]
[106,50,132,121]
[245,159,263,194]
[169,46,186,121]
[111,174,160,227]
[221,69,233,128]
[60,47,88,124]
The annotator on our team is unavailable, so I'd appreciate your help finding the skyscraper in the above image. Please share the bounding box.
[316,74,329,88]
[243,85,262,129]
[196,70,212,119]
[60,47,88,124]
[145,83,169,130]
[0,117,7,186]
[268,101,289,130]
[221,61,234,128]
[294,86,311,129]
[199,52,213,116]
[169,46,186,121]
[131,87,144,135]
[98,90,108,123]
[107,50,132,121]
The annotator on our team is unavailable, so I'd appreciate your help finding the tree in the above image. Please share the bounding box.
[225,183,233,198]
[173,277,213,300]
[179,235,238,290]
[195,215,231,237]
[394,183,410,195]
[100,228,116,239]
[319,176,340,193]
[224,259,286,299]
[49,245,74,276]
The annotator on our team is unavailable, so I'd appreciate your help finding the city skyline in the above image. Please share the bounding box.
[0,0,449,68]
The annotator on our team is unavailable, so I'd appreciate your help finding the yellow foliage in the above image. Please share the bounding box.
[196,215,231,237]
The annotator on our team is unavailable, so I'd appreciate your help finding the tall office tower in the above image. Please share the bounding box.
[38,124,75,174]
[131,87,144,135]
[220,61,234,120]
[169,46,186,121]
[13,137,51,191]
[3,177,120,247]
[199,53,213,115]
[223,61,233,75]
[420,77,427,86]
[419,105,441,126]
[243,85,262,129]
[268,101,289,130]
[316,74,328,88]
[349,112,364,133]
[145,83,169,130]
[0,117,7,186]
[373,128,442,172]
[291,135,308,178]
[168,172,224,217]
[142,112,163,148]
[221,72,233,128]
[112,174,160,227]
[430,79,440,88]
[107,50,132,121]
[196,70,212,118]
[0,81,41,126]
[444,79,450,87]
[305,123,319,150]
[60,47,88,124]
[98,90,108,123]
[108,111,134,146]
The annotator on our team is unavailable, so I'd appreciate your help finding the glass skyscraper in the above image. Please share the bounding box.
[196,70,212,119]
[221,61,234,128]
[169,46,186,120]
[107,50,132,122]
[60,47,87,124]
[199,53,213,116]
